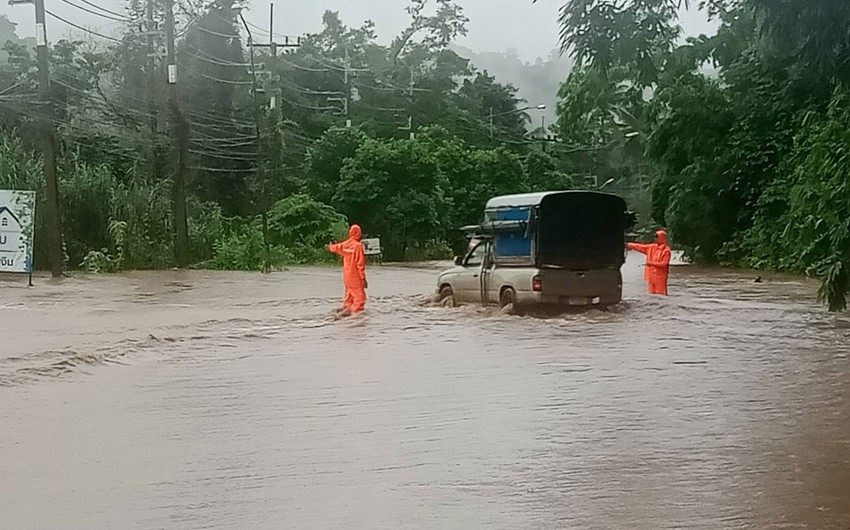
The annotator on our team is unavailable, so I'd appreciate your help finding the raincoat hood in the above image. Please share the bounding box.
[349,224,363,241]
[656,229,668,245]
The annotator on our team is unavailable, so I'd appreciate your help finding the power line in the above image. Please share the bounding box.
[57,0,131,23]
[183,43,250,66]
[194,25,240,39]
[187,165,256,173]
[279,57,330,73]
[55,72,257,132]
[72,0,132,21]
[45,10,127,44]
[51,76,158,122]
[188,148,257,161]
[199,72,253,86]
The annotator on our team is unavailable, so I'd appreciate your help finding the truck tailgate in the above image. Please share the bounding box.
[538,268,622,303]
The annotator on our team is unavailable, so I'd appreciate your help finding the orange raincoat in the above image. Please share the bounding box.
[627,229,671,295]
[328,224,367,313]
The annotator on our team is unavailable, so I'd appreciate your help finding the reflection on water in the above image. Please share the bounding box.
[1,258,848,529]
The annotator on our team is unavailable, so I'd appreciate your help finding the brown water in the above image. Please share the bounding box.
[1,255,849,529]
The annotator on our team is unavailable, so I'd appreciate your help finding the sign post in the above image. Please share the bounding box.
[0,190,37,285]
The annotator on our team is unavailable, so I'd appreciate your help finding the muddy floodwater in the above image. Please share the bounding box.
[1,255,849,529]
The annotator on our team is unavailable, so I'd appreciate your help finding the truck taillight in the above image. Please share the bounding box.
[532,275,542,292]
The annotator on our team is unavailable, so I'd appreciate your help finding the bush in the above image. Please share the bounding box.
[199,195,349,271]
[267,193,349,248]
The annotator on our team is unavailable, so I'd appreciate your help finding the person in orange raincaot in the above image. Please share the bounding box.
[628,229,672,295]
[327,224,368,316]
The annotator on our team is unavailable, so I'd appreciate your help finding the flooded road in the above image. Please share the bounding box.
[2,255,849,529]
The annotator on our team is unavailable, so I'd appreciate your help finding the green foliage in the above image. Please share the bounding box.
[306,127,368,205]
[550,0,850,309]
[202,195,348,271]
[525,149,575,192]
[80,219,126,273]
[267,193,348,247]
[335,134,451,260]
[738,89,850,310]
[404,238,454,261]
[1,1,599,276]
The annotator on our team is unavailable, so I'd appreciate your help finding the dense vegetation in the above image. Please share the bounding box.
[1,0,645,273]
[3,0,847,310]
[547,0,850,310]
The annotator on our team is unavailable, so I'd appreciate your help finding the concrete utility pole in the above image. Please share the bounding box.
[242,3,302,271]
[541,115,546,153]
[489,107,494,141]
[343,46,351,128]
[246,4,301,58]
[35,0,62,277]
[11,0,63,277]
[401,70,415,139]
[164,0,190,267]
[239,11,270,273]
[145,0,163,194]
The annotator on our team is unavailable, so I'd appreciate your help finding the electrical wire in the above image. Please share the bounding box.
[57,0,132,23]
[187,165,256,173]
[188,148,256,161]
[197,72,253,86]
[73,0,133,21]
[194,25,240,39]
[183,50,248,68]
[279,57,330,73]
[45,10,128,45]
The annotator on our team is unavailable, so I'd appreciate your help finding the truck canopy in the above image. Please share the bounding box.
[480,191,629,270]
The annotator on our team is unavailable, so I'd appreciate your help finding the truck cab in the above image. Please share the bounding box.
[436,191,633,311]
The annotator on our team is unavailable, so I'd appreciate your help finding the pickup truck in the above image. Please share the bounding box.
[436,191,634,311]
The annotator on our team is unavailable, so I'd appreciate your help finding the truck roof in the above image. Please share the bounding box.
[484,190,621,210]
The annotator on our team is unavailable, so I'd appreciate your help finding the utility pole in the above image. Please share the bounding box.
[269,3,275,57]
[343,47,351,127]
[12,0,64,277]
[489,107,494,141]
[240,4,302,272]
[399,116,413,140]
[326,46,368,127]
[247,4,300,58]
[35,0,63,277]
[541,115,546,153]
[240,11,271,273]
[327,96,349,125]
[164,0,190,267]
[403,70,415,139]
[145,0,162,187]
[146,0,157,137]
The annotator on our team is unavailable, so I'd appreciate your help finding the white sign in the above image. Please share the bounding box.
[362,238,381,256]
[36,22,46,47]
[0,190,36,273]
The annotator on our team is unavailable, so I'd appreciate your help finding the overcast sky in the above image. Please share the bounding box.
[5,0,718,63]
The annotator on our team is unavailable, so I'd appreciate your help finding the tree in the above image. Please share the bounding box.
[525,149,575,192]
[546,0,850,308]
[306,126,368,205]
[334,134,451,259]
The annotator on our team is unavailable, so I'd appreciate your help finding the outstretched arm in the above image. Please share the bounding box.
[627,242,653,255]
[327,242,344,256]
